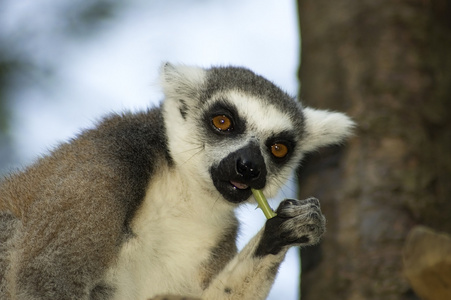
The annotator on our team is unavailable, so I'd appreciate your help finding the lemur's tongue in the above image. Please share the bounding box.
[230,181,249,190]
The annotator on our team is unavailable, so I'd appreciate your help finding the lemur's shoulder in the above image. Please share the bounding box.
[0,107,171,231]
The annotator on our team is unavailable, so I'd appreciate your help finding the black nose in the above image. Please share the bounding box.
[236,157,261,180]
[233,142,267,186]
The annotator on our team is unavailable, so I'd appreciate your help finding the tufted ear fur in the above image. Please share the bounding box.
[160,63,207,103]
[301,107,355,153]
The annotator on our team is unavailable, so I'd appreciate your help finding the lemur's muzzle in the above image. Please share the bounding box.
[210,142,267,203]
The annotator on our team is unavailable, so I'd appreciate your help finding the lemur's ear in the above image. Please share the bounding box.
[160,63,206,102]
[301,107,355,152]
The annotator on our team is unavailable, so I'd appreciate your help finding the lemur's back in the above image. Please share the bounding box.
[0,108,170,299]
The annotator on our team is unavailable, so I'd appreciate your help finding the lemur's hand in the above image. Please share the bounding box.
[255,197,326,257]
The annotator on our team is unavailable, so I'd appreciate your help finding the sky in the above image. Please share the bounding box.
[1,0,301,298]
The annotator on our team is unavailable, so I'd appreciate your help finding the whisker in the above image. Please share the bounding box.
[169,137,204,166]
[170,138,203,155]
[179,147,204,166]
[268,174,298,200]
[211,194,222,211]
[172,145,203,156]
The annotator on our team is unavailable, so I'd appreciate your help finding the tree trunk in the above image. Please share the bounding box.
[296,0,451,299]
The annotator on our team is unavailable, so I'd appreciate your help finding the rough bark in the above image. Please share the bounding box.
[296,0,451,299]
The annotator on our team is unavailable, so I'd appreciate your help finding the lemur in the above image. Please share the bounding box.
[0,64,354,300]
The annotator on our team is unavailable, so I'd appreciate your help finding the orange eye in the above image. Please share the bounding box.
[212,115,232,131]
[271,143,288,158]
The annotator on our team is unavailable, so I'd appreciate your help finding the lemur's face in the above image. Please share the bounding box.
[162,64,354,205]
[200,91,304,203]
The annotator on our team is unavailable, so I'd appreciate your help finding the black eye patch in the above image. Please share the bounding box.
[204,100,245,135]
[265,132,296,164]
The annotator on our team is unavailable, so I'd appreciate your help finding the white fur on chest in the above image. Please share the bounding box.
[107,166,235,300]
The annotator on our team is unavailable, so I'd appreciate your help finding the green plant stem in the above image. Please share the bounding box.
[251,188,276,219]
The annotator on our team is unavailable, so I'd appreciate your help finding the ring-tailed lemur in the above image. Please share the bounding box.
[0,64,354,300]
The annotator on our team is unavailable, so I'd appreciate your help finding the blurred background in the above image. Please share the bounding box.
[1,0,450,300]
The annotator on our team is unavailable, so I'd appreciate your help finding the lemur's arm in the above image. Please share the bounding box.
[201,228,284,300]
[202,197,325,300]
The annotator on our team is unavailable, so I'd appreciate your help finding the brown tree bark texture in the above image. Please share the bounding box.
[296,1,451,299]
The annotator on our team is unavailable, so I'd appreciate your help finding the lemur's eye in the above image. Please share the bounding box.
[212,115,233,131]
[271,143,288,158]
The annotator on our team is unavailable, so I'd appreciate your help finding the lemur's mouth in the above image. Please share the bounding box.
[230,181,249,190]
[210,144,267,204]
